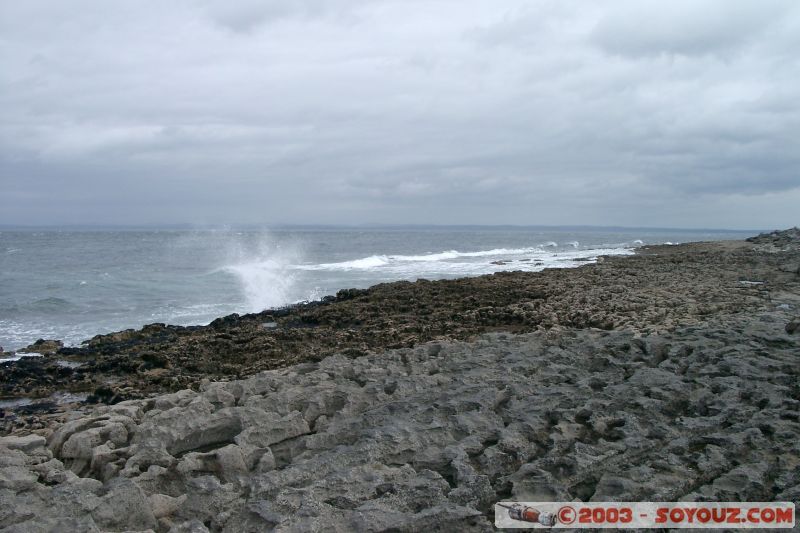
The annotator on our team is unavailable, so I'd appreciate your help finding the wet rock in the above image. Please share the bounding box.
[0,230,798,530]
[19,338,63,355]
[5,231,799,407]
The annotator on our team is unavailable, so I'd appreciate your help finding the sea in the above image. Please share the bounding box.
[0,226,755,352]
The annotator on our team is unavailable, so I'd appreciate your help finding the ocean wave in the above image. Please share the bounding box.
[221,259,295,312]
[150,302,236,323]
[393,247,543,261]
[0,352,44,363]
[206,231,305,313]
[0,317,102,350]
[294,246,633,272]
[23,297,75,313]
[296,247,552,271]
[311,255,391,270]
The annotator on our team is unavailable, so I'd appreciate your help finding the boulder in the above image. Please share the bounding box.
[0,434,47,453]
[133,399,242,456]
[0,465,38,492]
[91,478,157,531]
[150,492,187,519]
[233,411,310,449]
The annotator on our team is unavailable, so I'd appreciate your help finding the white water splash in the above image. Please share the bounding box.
[223,258,295,312]
[0,352,44,363]
[298,247,549,271]
[293,246,635,276]
[217,234,301,312]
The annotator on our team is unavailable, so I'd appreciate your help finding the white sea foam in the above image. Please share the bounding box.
[312,255,390,270]
[0,228,752,354]
[216,233,302,312]
[295,246,634,275]
[304,287,326,302]
[0,319,91,352]
[391,251,460,262]
[393,248,541,261]
[152,303,235,323]
[0,352,44,363]
[297,247,551,271]
[223,258,295,312]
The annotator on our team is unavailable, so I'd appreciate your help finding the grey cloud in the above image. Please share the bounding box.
[201,0,367,33]
[590,0,789,58]
[1,0,799,229]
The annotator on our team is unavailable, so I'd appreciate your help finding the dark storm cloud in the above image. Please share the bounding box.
[1,0,798,229]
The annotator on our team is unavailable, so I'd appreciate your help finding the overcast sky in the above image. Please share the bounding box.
[1,1,798,229]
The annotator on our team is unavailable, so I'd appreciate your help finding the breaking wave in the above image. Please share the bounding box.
[222,259,295,312]
[294,245,634,273]
[213,233,304,313]
[297,247,546,271]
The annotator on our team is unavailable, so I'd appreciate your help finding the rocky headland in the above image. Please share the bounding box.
[0,229,798,531]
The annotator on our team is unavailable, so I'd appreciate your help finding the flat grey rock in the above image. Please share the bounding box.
[1,307,798,532]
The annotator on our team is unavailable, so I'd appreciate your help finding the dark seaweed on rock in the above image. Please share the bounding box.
[746,226,800,248]
[0,230,799,531]
[1,231,799,407]
[1,286,798,531]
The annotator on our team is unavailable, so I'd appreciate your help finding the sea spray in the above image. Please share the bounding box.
[1,227,749,350]
[217,232,302,312]
[223,258,295,312]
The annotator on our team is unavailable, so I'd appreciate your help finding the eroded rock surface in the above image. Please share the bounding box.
[2,230,799,531]
[2,232,799,408]
[2,305,798,532]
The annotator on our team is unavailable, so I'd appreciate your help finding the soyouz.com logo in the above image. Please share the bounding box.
[494,502,795,529]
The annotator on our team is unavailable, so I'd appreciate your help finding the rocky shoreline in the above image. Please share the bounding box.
[3,231,799,413]
[0,229,798,531]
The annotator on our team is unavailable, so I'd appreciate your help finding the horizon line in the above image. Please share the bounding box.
[0,222,769,233]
